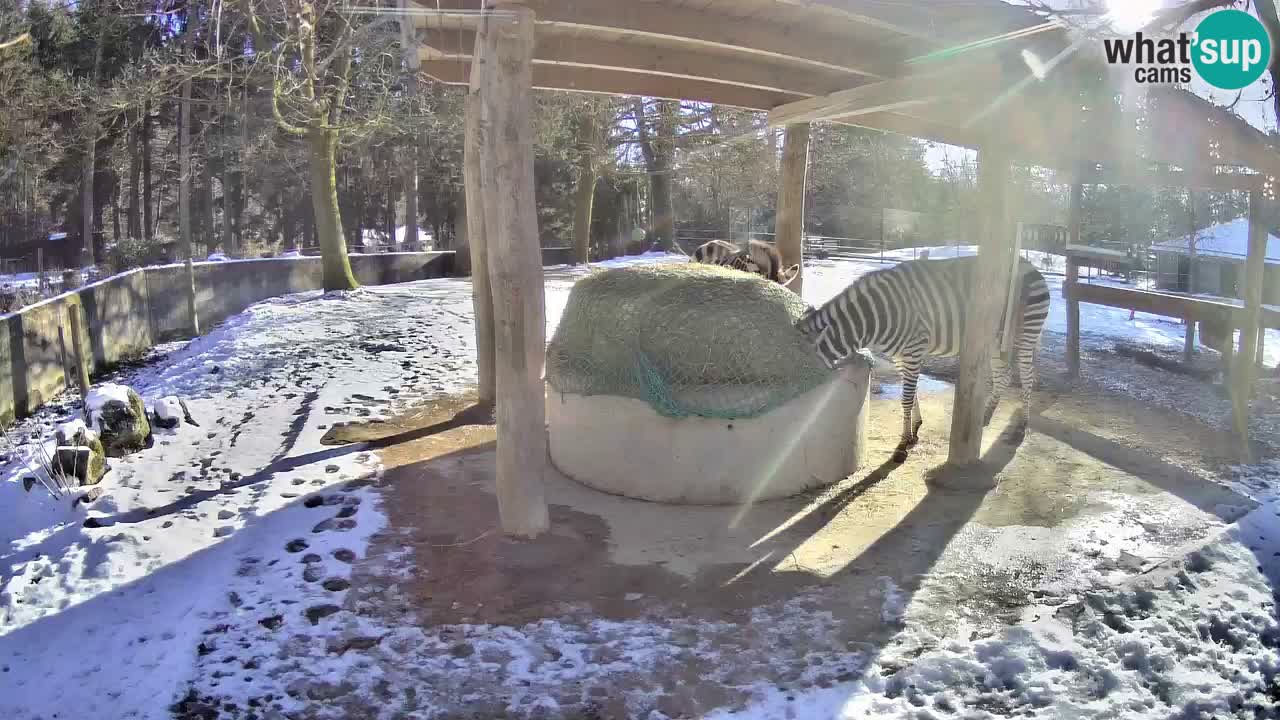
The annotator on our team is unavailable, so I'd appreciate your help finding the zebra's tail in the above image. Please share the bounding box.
[1002,264,1050,358]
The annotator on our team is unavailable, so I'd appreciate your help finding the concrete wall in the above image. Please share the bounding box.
[0,252,452,423]
[542,247,575,266]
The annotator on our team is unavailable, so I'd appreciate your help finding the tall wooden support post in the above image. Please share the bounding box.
[1231,188,1268,456]
[475,2,549,538]
[1065,182,1082,378]
[774,122,810,293]
[947,146,1013,468]
[463,21,496,403]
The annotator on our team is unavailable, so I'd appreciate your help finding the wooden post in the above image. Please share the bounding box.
[66,304,90,401]
[464,19,496,403]
[36,247,44,296]
[947,145,1013,467]
[1231,188,1268,452]
[1000,222,1024,354]
[774,122,810,293]
[477,2,549,538]
[1065,182,1082,378]
[1184,189,1198,362]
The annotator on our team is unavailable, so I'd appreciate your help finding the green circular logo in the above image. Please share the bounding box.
[1192,9,1272,90]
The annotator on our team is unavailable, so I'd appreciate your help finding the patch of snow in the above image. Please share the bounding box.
[153,396,183,424]
[84,383,134,434]
[55,418,92,441]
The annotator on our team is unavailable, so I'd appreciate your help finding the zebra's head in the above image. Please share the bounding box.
[796,290,869,370]
[796,306,841,370]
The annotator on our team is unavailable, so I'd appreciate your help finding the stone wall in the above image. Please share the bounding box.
[0,252,453,423]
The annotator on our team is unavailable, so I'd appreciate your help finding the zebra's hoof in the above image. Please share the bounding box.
[892,447,909,463]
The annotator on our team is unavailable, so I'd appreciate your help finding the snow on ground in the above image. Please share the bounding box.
[2,250,1279,719]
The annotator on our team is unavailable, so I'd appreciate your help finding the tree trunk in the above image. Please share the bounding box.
[80,30,104,270]
[571,110,597,265]
[128,112,142,239]
[179,70,200,335]
[309,128,359,291]
[404,137,419,249]
[142,99,154,243]
[476,2,549,538]
[180,79,193,263]
[200,130,215,253]
[301,194,313,250]
[111,183,121,246]
[632,98,675,251]
[221,162,234,254]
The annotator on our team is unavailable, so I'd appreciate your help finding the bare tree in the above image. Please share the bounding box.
[239,0,400,290]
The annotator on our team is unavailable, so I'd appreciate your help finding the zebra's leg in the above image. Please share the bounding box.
[894,355,923,463]
[1013,332,1040,439]
[985,352,1011,427]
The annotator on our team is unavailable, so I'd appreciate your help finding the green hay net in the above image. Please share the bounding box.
[545,262,837,420]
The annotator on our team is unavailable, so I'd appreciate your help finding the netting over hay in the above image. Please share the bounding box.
[545,263,836,419]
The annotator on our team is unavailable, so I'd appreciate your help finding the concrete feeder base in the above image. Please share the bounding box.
[546,364,870,505]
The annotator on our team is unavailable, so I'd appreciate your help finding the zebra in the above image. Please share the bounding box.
[691,239,800,285]
[796,255,1050,463]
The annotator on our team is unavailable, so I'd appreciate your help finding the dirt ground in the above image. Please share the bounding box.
[311,368,1256,719]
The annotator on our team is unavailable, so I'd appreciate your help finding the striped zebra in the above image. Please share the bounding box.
[796,255,1050,463]
[691,239,799,285]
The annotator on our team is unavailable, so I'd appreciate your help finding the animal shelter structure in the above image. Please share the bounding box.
[404,0,1280,536]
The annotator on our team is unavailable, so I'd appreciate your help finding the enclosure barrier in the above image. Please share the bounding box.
[0,251,454,424]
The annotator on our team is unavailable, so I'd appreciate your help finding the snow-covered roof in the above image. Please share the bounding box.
[1152,217,1280,266]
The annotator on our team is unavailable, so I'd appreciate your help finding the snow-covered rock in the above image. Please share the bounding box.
[85,383,151,457]
[51,419,106,485]
[152,396,184,430]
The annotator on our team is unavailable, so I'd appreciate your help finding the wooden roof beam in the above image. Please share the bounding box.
[412,0,898,78]
[768,65,1007,127]
[419,29,860,98]
[419,59,806,111]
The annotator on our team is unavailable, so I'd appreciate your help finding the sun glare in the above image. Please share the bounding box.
[1106,0,1162,33]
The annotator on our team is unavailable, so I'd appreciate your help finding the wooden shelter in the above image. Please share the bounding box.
[405,0,1278,535]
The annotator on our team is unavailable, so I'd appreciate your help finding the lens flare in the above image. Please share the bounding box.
[1106,0,1162,33]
